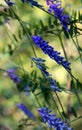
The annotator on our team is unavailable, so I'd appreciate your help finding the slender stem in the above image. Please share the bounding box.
[7,31,26,73]
[58,35,82,106]
[70,115,82,124]
[72,80,82,106]
[0,66,25,74]
[58,35,68,60]
[50,93,65,120]
[35,6,55,17]
[0,68,8,73]
[51,33,78,82]
[71,37,82,63]
[20,20,37,58]
[33,93,42,108]
[53,33,80,82]
[55,92,66,116]
[75,34,82,63]
[9,7,37,58]
[58,35,72,117]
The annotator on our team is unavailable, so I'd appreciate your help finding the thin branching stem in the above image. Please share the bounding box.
[9,7,37,58]
[71,37,82,63]
[50,93,64,120]
[58,35,82,106]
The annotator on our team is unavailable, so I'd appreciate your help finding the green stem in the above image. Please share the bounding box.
[71,37,82,63]
[7,31,26,73]
[33,93,42,108]
[50,93,65,120]
[0,68,8,73]
[59,35,82,106]
[70,115,82,124]
[58,35,68,60]
[9,7,37,58]
[58,35,76,81]
[55,92,67,120]
[75,35,82,63]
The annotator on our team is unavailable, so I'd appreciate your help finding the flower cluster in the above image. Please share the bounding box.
[31,57,61,92]
[32,36,71,70]
[5,0,15,6]
[17,103,35,119]
[21,0,43,8]
[46,0,56,5]
[31,57,51,77]
[46,0,70,31]
[7,68,21,84]
[38,107,73,130]
[49,78,61,92]
[5,68,30,95]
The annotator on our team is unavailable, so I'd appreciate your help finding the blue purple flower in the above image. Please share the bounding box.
[31,57,61,92]
[46,1,70,31]
[17,103,35,119]
[31,36,71,70]
[38,107,73,130]
[49,78,61,92]
[31,57,51,77]
[46,0,56,5]
[7,68,21,84]
[5,0,15,6]
[21,0,43,8]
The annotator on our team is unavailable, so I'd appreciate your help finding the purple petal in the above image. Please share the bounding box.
[17,103,35,119]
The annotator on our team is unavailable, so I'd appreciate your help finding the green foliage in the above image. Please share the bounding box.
[71,107,77,118]
[0,0,82,129]
[76,80,82,91]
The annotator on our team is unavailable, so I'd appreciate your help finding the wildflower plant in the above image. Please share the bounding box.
[38,107,73,130]
[31,36,71,70]
[0,0,82,130]
[46,0,70,31]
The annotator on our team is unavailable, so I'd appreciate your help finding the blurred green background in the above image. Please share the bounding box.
[0,0,82,129]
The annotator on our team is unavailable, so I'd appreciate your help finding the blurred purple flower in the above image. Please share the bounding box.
[38,107,73,130]
[46,1,70,31]
[7,68,21,84]
[5,0,15,6]
[31,57,51,77]
[17,103,35,119]
[32,57,46,63]
[46,0,56,5]
[21,0,43,8]
[49,78,61,92]
[32,57,61,92]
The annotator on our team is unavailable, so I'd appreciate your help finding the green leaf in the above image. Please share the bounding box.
[72,11,77,19]
[70,79,75,91]
[13,34,19,42]
[69,24,73,37]
[48,17,53,28]
[63,28,69,38]
[78,46,82,52]
[40,20,44,28]
[46,30,54,34]
[32,82,38,93]
[8,44,13,56]
[71,107,77,117]
[62,111,69,120]
[76,80,82,90]
[18,29,22,39]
